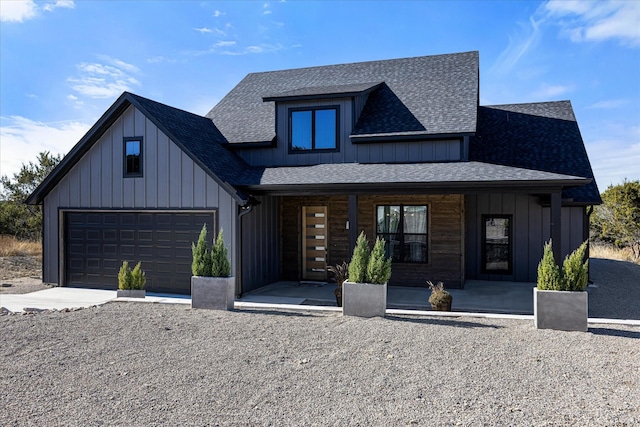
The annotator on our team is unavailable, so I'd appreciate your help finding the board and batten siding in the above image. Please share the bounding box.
[41,105,237,285]
[240,195,281,293]
[465,193,587,282]
[234,98,462,167]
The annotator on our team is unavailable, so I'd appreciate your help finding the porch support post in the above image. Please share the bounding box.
[348,195,358,255]
[550,190,562,265]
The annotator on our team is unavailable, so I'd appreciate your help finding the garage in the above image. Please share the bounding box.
[64,211,216,294]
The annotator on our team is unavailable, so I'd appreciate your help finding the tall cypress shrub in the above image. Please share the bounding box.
[192,224,212,276]
[348,232,370,283]
[562,241,589,291]
[537,240,561,290]
[366,237,392,284]
[211,229,231,277]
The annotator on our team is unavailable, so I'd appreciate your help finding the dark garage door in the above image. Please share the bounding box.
[65,211,216,294]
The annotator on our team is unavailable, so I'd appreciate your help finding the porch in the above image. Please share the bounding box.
[237,280,535,315]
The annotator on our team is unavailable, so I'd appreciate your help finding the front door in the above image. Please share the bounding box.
[302,206,328,281]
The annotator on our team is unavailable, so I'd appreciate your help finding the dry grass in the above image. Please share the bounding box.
[0,235,42,257]
[590,243,638,263]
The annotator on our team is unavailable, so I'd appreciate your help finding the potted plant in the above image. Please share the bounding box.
[534,240,589,331]
[342,232,392,318]
[427,281,452,311]
[117,261,146,298]
[190,224,235,310]
[327,261,349,307]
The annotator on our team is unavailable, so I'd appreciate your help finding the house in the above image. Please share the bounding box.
[27,51,600,295]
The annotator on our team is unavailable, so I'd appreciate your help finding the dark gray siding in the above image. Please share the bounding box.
[465,193,587,282]
[234,98,462,167]
[240,195,280,293]
[42,105,237,285]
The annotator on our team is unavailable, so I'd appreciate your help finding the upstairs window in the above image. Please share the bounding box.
[289,107,338,152]
[376,205,429,263]
[124,137,143,177]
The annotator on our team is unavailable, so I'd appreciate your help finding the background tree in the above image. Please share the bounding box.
[0,151,62,240]
[591,179,640,261]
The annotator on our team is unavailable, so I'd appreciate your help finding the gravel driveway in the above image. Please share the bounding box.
[1,302,639,426]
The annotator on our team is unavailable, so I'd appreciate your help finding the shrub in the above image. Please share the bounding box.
[537,240,561,290]
[130,262,147,290]
[328,261,349,287]
[348,232,370,283]
[537,239,589,291]
[192,224,212,276]
[427,280,452,306]
[366,237,392,284]
[118,261,133,290]
[561,241,589,291]
[211,229,231,277]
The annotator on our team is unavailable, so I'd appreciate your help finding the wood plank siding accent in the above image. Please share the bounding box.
[41,105,237,285]
[465,193,587,282]
[280,194,464,288]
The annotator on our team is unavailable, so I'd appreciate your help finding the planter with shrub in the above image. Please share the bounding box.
[343,232,392,318]
[117,261,146,298]
[190,224,235,310]
[427,280,452,311]
[534,240,589,331]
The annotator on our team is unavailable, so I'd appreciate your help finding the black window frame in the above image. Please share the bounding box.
[376,204,429,264]
[481,214,513,275]
[288,106,340,153]
[123,137,143,178]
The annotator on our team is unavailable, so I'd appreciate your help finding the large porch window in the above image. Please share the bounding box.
[482,215,512,274]
[376,205,428,263]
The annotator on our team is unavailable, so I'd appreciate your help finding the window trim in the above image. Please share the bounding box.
[481,214,513,275]
[288,106,340,153]
[375,204,430,264]
[123,137,143,178]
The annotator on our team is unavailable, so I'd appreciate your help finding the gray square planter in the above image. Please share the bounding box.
[191,276,235,310]
[342,281,387,318]
[534,287,588,332]
[117,289,146,298]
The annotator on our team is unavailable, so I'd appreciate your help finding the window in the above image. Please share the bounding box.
[482,215,512,274]
[289,107,338,151]
[124,137,142,177]
[376,205,428,263]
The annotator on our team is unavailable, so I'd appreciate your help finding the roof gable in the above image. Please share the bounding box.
[27,92,250,205]
[470,101,601,204]
[206,51,479,144]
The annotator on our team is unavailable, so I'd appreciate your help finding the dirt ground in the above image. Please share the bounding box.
[0,256,51,294]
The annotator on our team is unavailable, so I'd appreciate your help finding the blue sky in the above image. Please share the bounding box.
[1,0,639,191]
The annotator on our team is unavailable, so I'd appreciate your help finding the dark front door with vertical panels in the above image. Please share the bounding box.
[65,211,215,294]
[302,206,328,281]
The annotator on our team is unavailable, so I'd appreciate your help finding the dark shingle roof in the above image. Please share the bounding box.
[28,92,250,205]
[236,161,589,191]
[263,82,382,102]
[207,51,479,144]
[470,101,601,204]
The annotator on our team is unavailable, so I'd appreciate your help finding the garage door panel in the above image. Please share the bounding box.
[65,211,216,294]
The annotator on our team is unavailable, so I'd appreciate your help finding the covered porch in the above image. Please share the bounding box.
[237,280,535,315]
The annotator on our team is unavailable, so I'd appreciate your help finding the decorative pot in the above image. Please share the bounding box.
[342,281,387,318]
[117,289,146,298]
[334,287,343,307]
[191,276,235,310]
[534,287,588,332]
[430,300,452,311]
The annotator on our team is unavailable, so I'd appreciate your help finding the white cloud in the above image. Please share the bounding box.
[544,0,640,47]
[43,0,74,12]
[216,41,236,47]
[0,0,74,22]
[263,10,272,15]
[213,10,224,18]
[0,0,38,22]
[532,83,574,99]
[0,116,90,178]
[491,16,542,75]
[194,27,212,34]
[67,56,141,99]
[587,99,630,109]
